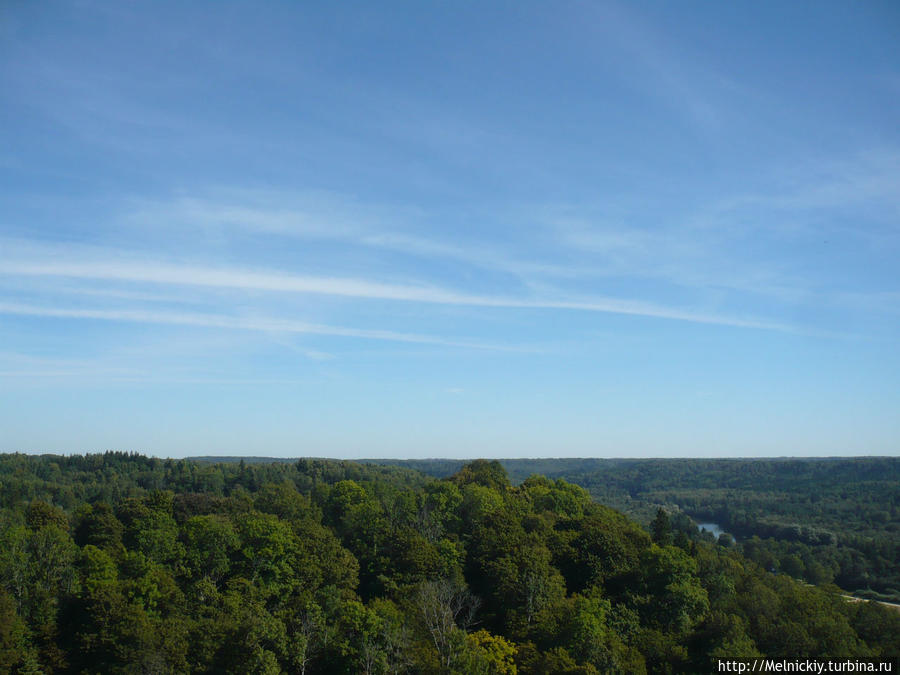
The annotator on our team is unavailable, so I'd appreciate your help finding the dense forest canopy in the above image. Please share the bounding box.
[361,457,900,603]
[1,452,898,674]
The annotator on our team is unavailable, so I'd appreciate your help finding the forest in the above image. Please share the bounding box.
[1,452,898,674]
[361,458,900,604]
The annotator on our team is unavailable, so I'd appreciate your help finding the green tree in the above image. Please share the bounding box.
[0,590,37,674]
[489,542,565,630]
[651,509,672,546]
[25,500,69,532]
[413,578,479,671]
[182,515,239,583]
[452,460,511,491]
[636,546,709,634]
[458,629,518,675]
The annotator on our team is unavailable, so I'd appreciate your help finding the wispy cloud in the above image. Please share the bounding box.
[128,192,371,239]
[0,351,146,380]
[5,149,895,343]
[71,158,895,316]
[706,150,900,222]
[583,2,743,132]
[540,148,900,302]
[0,254,792,331]
[0,302,505,349]
[119,167,895,311]
[125,193,580,283]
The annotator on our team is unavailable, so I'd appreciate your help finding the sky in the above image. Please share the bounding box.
[1,1,898,458]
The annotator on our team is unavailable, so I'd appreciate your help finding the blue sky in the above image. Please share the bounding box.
[1,1,898,458]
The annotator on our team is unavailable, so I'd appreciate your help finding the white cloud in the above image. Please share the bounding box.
[0,254,791,331]
[0,301,502,349]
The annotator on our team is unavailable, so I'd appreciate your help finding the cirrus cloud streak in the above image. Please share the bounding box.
[0,256,792,332]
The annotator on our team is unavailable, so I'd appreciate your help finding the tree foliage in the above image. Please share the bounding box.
[0,451,896,673]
